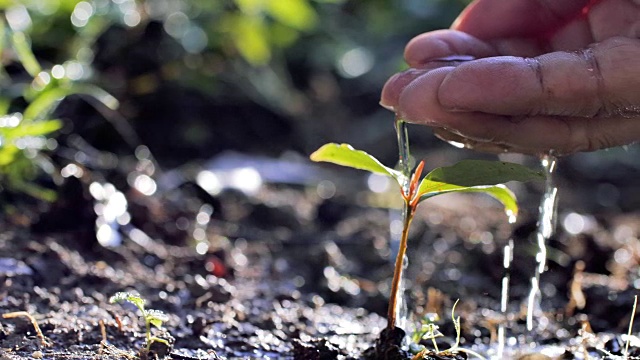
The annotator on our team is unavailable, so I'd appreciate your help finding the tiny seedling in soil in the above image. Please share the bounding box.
[109,292,171,357]
[410,300,486,360]
[311,120,545,357]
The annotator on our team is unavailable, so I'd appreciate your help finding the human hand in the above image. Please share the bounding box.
[380,0,640,155]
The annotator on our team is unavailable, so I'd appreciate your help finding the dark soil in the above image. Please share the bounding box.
[2,151,640,360]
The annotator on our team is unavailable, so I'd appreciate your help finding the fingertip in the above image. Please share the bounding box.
[404,30,496,67]
[380,68,430,111]
[396,66,456,125]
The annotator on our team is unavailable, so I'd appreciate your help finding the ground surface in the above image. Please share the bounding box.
[2,154,640,359]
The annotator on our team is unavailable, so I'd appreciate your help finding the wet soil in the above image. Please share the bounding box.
[2,156,640,359]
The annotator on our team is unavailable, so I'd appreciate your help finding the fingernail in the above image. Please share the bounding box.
[379,101,395,112]
[430,55,475,63]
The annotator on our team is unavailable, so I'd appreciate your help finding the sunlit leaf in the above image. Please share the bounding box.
[425,159,545,187]
[0,97,10,116]
[145,309,169,328]
[3,119,61,139]
[68,84,120,110]
[109,292,146,313]
[24,85,119,121]
[10,31,41,77]
[0,144,19,166]
[310,143,404,184]
[416,180,518,217]
[23,88,67,121]
[266,0,318,31]
[231,16,271,65]
[234,0,264,15]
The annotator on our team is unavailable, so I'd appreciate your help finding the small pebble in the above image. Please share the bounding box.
[32,350,43,359]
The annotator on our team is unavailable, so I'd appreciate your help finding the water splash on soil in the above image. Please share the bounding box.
[526,154,558,331]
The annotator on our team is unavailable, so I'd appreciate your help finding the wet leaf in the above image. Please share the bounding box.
[146,309,169,328]
[416,180,518,217]
[425,159,545,187]
[310,143,404,184]
[109,292,146,313]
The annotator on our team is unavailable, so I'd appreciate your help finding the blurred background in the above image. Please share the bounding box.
[2,0,640,340]
[0,0,637,214]
[1,0,638,212]
[5,0,470,165]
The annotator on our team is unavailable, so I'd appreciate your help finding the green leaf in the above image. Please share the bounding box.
[0,144,19,166]
[10,180,57,202]
[24,85,119,121]
[425,159,545,187]
[230,15,271,66]
[145,309,169,328]
[417,179,518,217]
[109,292,146,313]
[310,143,404,183]
[266,0,318,31]
[2,119,61,139]
[23,88,68,121]
[10,31,41,77]
[68,84,120,110]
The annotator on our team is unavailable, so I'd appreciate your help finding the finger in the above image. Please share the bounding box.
[548,17,594,51]
[433,128,523,154]
[453,0,593,40]
[588,0,640,40]
[404,30,498,67]
[437,37,640,118]
[397,66,640,155]
[437,113,640,155]
[381,59,473,110]
[381,68,430,111]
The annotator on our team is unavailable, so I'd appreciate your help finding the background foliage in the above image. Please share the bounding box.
[1,0,638,213]
[0,0,469,162]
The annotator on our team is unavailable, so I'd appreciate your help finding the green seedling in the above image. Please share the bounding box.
[411,300,486,360]
[310,137,544,331]
[109,292,170,354]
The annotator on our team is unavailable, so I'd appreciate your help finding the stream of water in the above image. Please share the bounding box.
[497,238,514,358]
[526,155,558,331]
[394,118,412,332]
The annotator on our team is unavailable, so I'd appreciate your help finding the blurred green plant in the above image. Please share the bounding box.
[0,7,118,204]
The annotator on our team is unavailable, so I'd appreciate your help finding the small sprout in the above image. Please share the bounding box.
[310,142,545,330]
[109,292,170,354]
[411,300,486,360]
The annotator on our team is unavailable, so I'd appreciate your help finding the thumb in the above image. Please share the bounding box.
[436,37,640,118]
